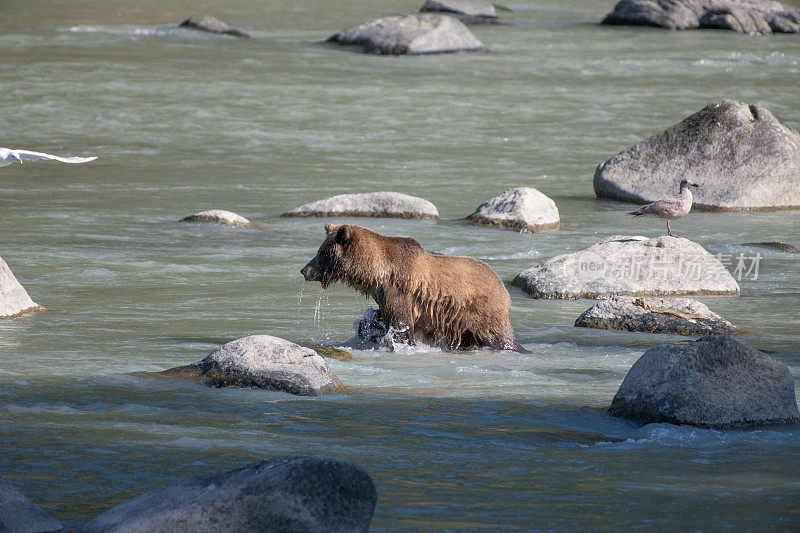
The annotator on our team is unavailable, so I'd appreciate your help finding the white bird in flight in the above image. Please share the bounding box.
[0,147,97,167]
[628,179,700,237]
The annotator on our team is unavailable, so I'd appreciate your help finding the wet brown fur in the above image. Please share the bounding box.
[302,224,527,352]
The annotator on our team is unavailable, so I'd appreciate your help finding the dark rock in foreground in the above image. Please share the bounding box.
[575,296,740,335]
[179,209,261,229]
[80,457,376,533]
[609,335,800,429]
[513,235,739,299]
[0,256,45,320]
[0,477,63,532]
[327,13,485,55]
[602,0,800,34]
[420,0,498,19]
[166,335,344,396]
[594,99,800,211]
[178,15,250,38]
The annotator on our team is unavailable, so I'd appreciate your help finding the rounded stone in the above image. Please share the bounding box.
[178,15,249,37]
[179,209,261,229]
[281,192,439,219]
[466,187,561,233]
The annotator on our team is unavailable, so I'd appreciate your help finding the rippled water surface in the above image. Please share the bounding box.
[1,0,799,530]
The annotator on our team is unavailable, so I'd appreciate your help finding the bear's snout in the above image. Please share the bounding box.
[301,262,318,281]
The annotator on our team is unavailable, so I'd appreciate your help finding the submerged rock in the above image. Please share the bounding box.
[355,307,389,346]
[602,0,800,34]
[594,100,800,211]
[80,457,376,533]
[178,15,250,38]
[179,209,261,229]
[466,187,561,233]
[513,235,739,299]
[167,335,344,396]
[327,14,485,55]
[575,296,740,335]
[0,256,44,319]
[0,477,63,532]
[302,345,355,361]
[609,335,800,429]
[743,241,800,253]
[281,192,439,219]
[420,0,498,19]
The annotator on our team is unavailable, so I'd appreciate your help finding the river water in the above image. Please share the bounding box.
[1,0,799,529]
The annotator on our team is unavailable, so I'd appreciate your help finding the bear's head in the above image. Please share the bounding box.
[301,223,354,289]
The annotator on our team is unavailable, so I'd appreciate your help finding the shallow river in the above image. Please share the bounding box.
[1,0,799,529]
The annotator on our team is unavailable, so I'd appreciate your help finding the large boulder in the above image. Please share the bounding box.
[594,100,800,211]
[327,14,485,55]
[466,187,561,233]
[0,477,63,532]
[575,296,740,335]
[420,0,498,19]
[513,235,740,299]
[609,335,800,428]
[281,191,439,219]
[1,256,44,319]
[166,335,344,396]
[179,209,261,229]
[80,457,376,533]
[178,15,249,37]
[601,0,800,34]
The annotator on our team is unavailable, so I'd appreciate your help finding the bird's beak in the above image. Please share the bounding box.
[693,183,699,188]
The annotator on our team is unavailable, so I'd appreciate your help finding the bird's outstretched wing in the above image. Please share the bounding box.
[0,148,97,167]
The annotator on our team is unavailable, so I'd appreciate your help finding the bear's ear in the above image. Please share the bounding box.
[334,225,352,245]
[324,223,340,235]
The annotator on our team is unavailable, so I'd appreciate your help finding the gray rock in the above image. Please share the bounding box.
[513,235,740,299]
[0,256,44,320]
[281,192,439,219]
[80,456,376,533]
[743,241,800,253]
[420,0,498,19]
[609,335,800,428]
[602,0,800,34]
[179,209,261,229]
[575,296,740,335]
[178,15,249,38]
[167,335,344,396]
[466,187,561,233]
[0,477,63,532]
[327,13,485,55]
[594,99,800,211]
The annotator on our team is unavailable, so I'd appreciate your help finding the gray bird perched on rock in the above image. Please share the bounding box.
[628,179,700,237]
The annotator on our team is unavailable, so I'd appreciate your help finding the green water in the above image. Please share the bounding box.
[1,0,799,529]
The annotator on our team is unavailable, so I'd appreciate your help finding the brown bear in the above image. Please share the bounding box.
[301,224,527,353]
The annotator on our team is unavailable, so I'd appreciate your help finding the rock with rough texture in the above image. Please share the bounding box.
[466,187,561,233]
[1,256,44,319]
[327,14,485,55]
[281,192,439,219]
[609,335,800,428]
[575,296,739,335]
[80,457,376,533]
[178,15,249,37]
[594,99,800,211]
[420,0,498,19]
[602,0,800,34]
[0,477,63,532]
[513,235,740,299]
[302,345,355,361]
[179,209,261,229]
[168,335,344,396]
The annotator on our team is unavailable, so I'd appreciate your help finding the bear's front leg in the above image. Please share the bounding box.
[374,285,415,346]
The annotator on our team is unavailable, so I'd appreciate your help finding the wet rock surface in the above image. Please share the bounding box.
[80,457,376,533]
[0,256,44,319]
[594,99,800,211]
[327,14,485,55]
[466,187,561,233]
[575,296,739,335]
[166,335,344,396]
[513,235,740,299]
[282,191,439,219]
[0,477,63,532]
[420,0,498,20]
[178,15,250,37]
[609,335,800,429]
[179,209,261,229]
